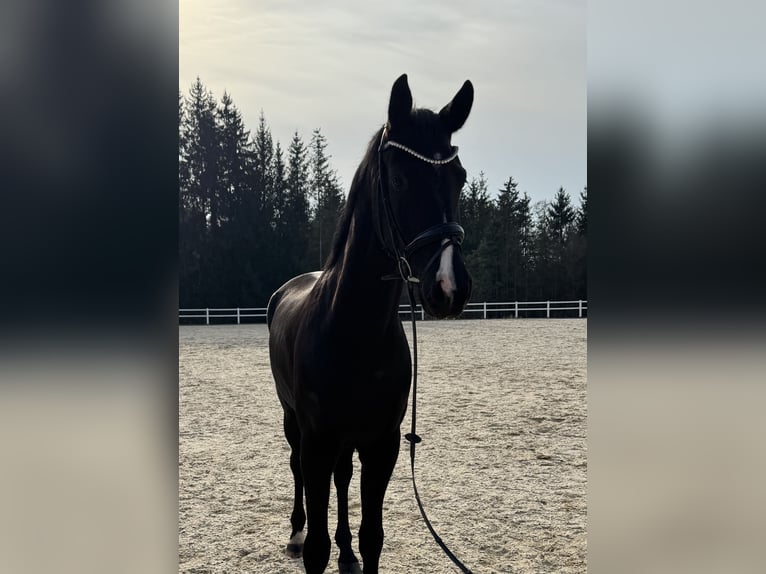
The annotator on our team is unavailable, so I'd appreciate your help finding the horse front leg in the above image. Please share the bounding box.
[357,431,400,574]
[301,432,340,574]
[334,447,362,574]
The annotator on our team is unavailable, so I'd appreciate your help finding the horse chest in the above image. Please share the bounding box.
[293,334,410,434]
[301,349,410,399]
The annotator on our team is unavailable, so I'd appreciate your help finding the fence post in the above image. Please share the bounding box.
[578,300,582,318]
[515,301,518,319]
[483,301,487,319]
[421,305,425,321]
[206,308,210,325]
[237,307,241,324]
[546,300,550,318]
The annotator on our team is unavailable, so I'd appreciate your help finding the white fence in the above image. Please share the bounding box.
[179,300,587,325]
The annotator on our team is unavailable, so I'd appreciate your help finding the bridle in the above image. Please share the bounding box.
[375,126,466,285]
[375,125,474,574]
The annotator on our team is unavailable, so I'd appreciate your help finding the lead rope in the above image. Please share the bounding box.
[376,126,473,572]
[403,282,474,574]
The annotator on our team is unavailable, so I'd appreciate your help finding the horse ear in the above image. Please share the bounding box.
[439,80,474,133]
[388,74,412,128]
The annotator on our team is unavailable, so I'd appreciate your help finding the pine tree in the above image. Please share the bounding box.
[496,177,521,300]
[253,111,274,208]
[178,91,189,210]
[513,191,533,300]
[272,142,287,223]
[576,186,587,236]
[530,199,552,300]
[180,77,219,307]
[460,172,491,255]
[545,187,576,299]
[269,142,292,283]
[232,111,277,304]
[309,128,344,268]
[548,187,576,248]
[215,90,254,304]
[284,131,312,275]
[572,186,588,299]
[472,176,532,302]
[217,91,252,222]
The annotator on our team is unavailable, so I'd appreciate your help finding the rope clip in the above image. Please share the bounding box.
[398,257,420,284]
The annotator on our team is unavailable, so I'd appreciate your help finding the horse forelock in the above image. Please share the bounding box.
[394,108,452,156]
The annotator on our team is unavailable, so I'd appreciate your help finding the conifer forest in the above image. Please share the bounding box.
[179,79,586,310]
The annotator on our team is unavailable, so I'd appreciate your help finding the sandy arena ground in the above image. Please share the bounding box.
[179,319,586,573]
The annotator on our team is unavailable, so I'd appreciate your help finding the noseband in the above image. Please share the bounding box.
[376,127,465,283]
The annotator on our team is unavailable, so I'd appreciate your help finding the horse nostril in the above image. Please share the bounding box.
[439,278,454,296]
[435,279,455,308]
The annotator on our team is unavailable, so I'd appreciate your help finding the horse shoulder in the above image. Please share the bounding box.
[267,272,322,329]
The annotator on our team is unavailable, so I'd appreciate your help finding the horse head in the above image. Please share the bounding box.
[376,74,474,319]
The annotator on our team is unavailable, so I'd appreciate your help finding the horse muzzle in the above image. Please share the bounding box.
[402,222,471,319]
[417,243,472,319]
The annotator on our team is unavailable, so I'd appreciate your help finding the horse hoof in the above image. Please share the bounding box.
[285,542,303,558]
[285,531,304,558]
[338,560,362,574]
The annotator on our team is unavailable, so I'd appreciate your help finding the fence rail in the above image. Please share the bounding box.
[179,300,587,325]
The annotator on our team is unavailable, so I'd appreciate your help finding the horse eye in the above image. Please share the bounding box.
[391,174,404,190]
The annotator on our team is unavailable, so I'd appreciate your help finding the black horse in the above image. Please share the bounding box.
[267,74,473,574]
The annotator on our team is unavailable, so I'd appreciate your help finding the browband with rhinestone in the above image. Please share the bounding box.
[380,127,459,165]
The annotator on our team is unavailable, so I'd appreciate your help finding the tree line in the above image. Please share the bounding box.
[179,78,586,310]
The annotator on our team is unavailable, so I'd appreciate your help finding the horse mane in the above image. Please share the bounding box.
[322,127,384,271]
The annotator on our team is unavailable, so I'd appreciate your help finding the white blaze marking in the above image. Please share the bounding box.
[436,213,456,301]
[436,238,456,301]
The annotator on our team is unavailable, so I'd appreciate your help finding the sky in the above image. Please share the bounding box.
[180,0,586,206]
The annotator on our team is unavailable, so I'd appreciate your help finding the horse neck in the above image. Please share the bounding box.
[323,193,403,328]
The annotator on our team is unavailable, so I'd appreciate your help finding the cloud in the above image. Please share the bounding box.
[180,0,586,201]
